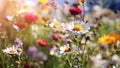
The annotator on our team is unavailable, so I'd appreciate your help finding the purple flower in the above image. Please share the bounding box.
[14,38,23,48]
[33,52,47,61]
[27,46,38,57]
[27,46,47,61]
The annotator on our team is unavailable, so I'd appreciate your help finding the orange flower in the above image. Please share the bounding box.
[98,33,120,45]
[109,33,120,42]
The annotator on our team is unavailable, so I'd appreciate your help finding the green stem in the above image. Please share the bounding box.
[100,0,103,7]
[82,2,85,22]
[67,59,72,68]
[66,55,72,68]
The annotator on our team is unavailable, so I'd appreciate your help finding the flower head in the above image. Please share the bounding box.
[15,23,26,29]
[67,21,90,35]
[36,39,48,47]
[110,33,120,41]
[59,44,71,54]
[3,46,22,55]
[33,52,47,61]
[98,33,120,45]
[14,38,23,48]
[49,19,65,32]
[27,46,39,57]
[24,13,38,24]
[52,34,61,41]
[69,8,82,15]
[49,22,61,29]
[27,46,47,61]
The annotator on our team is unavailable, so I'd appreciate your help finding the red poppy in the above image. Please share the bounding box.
[69,8,82,15]
[15,23,26,29]
[52,34,61,41]
[24,13,38,24]
[36,39,48,47]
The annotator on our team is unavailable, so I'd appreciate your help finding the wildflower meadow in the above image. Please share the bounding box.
[0,0,120,68]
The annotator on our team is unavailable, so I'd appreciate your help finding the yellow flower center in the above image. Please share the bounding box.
[53,23,60,28]
[9,50,16,54]
[65,47,70,52]
[73,24,83,31]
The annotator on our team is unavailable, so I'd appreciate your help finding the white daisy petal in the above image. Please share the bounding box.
[2,46,22,55]
[67,21,90,35]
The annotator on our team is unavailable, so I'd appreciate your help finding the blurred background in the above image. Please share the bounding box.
[0,0,120,17]
[56,0,120,11]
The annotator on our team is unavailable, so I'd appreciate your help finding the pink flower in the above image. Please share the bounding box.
[69,8,82,15]
[52,34,61,41]
[24,13,38,24]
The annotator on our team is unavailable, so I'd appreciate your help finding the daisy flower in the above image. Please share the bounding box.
[59,44,71,54]
[49,19,64,32]
[49,22,61,29]
[2,46,22,55]
[67,21,90,35]
[49,44,71,57]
